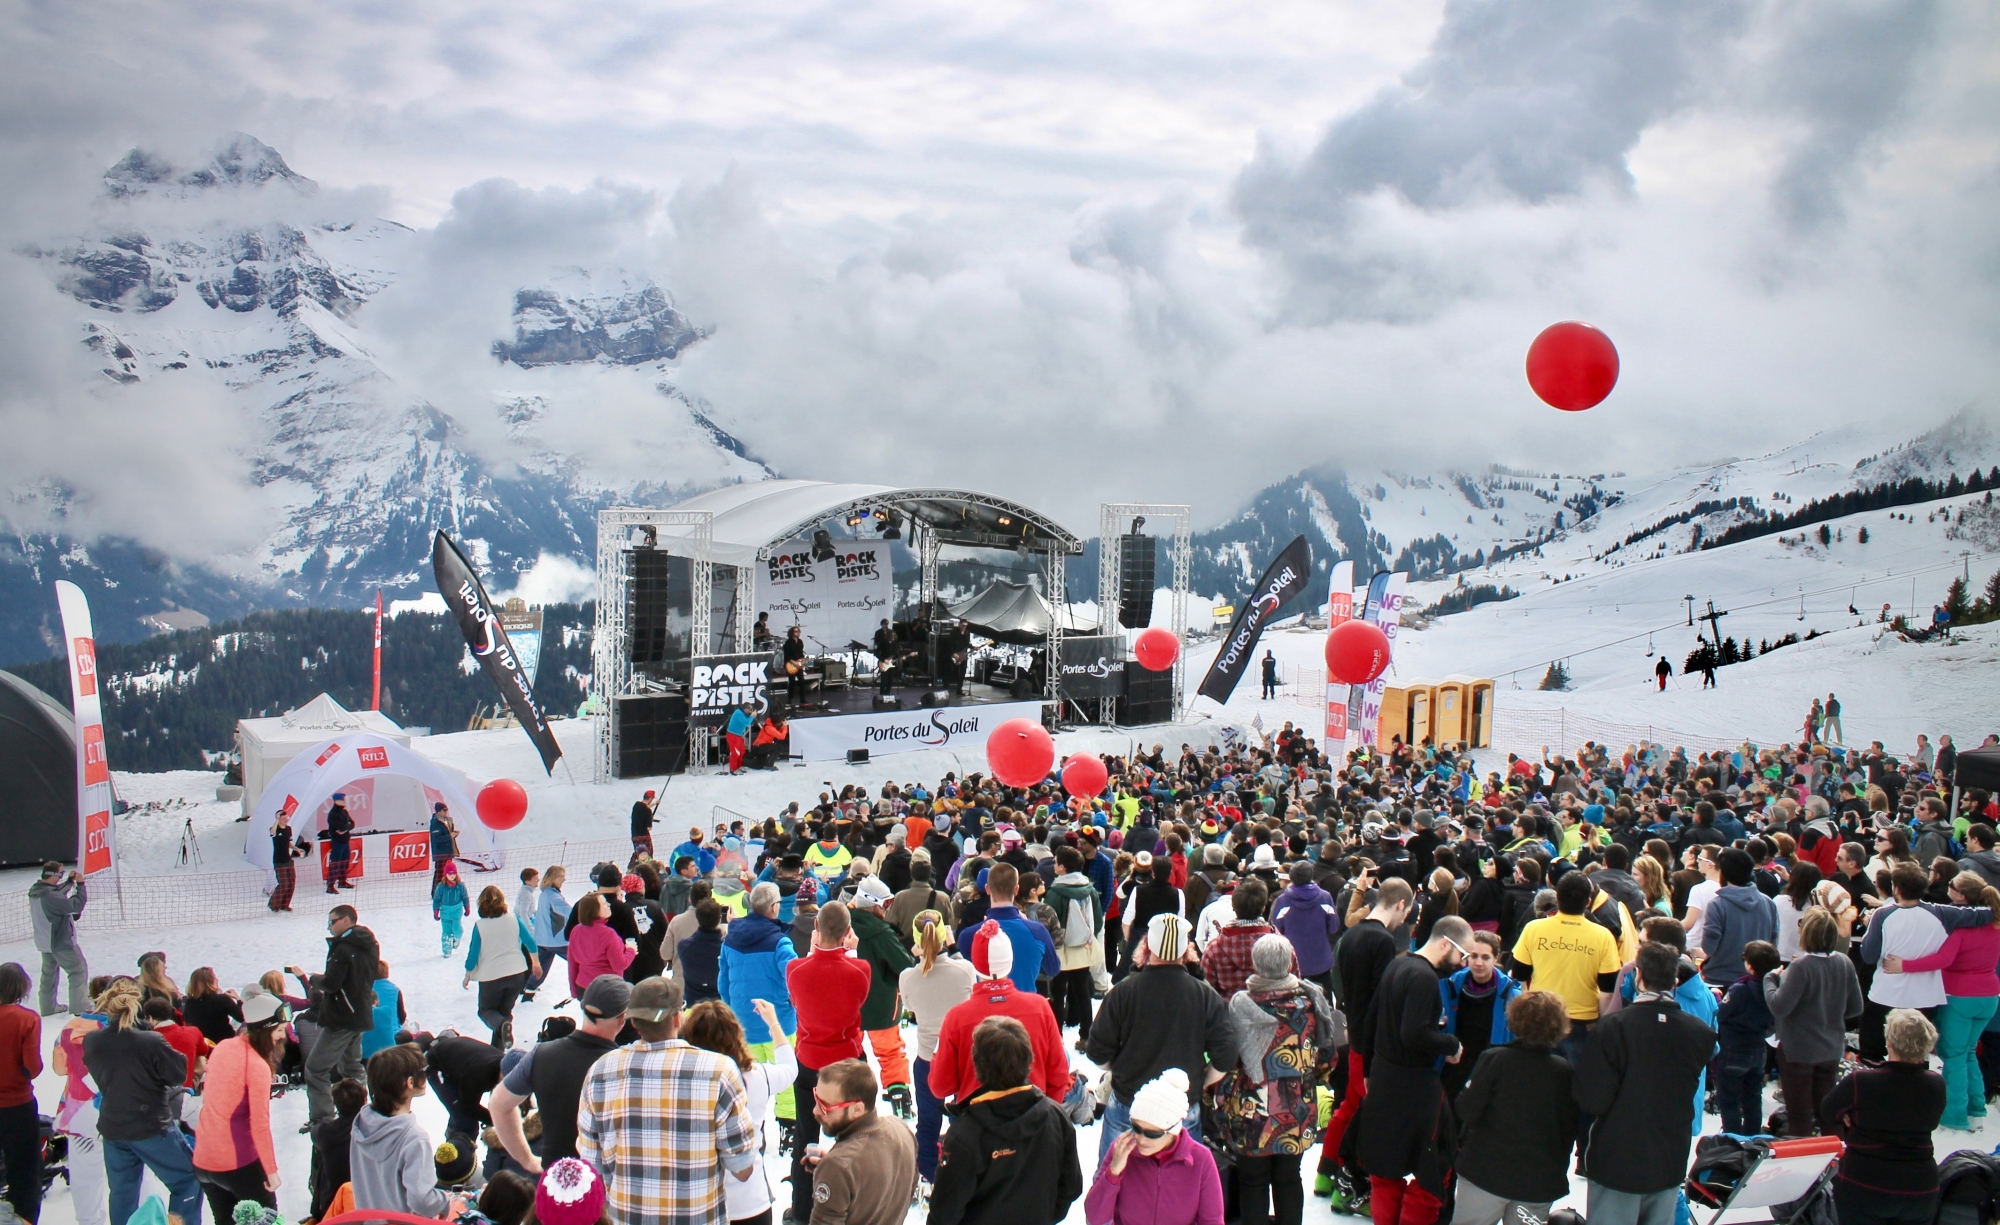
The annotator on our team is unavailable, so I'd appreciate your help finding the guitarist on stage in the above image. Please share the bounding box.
[783,625,808,703]
[874,617,897,696]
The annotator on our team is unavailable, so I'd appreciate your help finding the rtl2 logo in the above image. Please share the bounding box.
[315,742,342,766]
[388,832,430,874]
[81,725,109,786]
[72,638,97,698]
[357,746,390,770]
[83,811,111,875]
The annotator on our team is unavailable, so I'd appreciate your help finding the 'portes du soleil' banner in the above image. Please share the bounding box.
[1196,535,1312,705]
[431,531,564,773]
[55,581,114,875]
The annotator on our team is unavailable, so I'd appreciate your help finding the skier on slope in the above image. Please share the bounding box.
[1654,656,1672,692]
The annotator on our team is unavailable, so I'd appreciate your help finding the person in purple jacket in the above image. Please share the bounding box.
[1270,862,1340,995]
[1085,1067,1224,1225]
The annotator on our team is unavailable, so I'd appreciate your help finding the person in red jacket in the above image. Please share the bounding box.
[929,919,1071,1106]
[783,901,871,1225]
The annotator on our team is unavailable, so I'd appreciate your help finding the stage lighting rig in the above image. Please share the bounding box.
[812,528,837,561]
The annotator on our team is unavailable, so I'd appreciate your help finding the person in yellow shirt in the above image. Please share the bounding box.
[1510,872,1623,1063]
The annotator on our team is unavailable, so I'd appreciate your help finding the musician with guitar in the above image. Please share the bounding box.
[783,625,808,703]
[873,618,898,697]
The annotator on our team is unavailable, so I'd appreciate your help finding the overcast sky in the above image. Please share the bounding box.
[3,0,1997,539]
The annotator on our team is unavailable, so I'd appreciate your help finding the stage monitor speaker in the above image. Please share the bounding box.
[847,749,870,765]
[614,694,689,777]
[922,690,951,708]
[1116,667,1173,726]
[873,693,903,710]
[626,550,689,670]
[1118,532,1156,629]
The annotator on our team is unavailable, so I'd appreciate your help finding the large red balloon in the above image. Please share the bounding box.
[1133,627,1180,672]
[987,718,1056,788]
[476,779,529,830]
[1325,619,1392,685]
[1526,321,1619,411]
[1061,752,1109,799]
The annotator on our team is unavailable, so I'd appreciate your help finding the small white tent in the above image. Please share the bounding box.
[237,694,409,817]
[241,732,493,878]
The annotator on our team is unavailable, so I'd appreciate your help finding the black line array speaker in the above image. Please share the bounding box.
[614,694,688,778]
[627,550,676,667]
[1117,533,1156,630]
[1116,666,1173,726]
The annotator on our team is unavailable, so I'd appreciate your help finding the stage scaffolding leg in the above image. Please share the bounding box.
[1044,542,1064,712]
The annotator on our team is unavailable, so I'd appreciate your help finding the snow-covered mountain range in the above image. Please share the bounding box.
[2,135,768,661]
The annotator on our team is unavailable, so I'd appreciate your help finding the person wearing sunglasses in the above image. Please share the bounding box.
[801,1059,916,1225]
[1082,1068,1222,1225]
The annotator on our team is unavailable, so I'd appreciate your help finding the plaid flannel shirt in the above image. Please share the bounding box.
[1201,920,1275,998]
[577,1038,758,1225]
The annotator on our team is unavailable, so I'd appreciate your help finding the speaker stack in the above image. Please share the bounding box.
[1118,532,1156,630]
[1116,667,1173,726]
[614,694,689,777]
[626,550,676,668]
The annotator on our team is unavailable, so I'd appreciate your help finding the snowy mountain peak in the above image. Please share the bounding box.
[103,133,315,200]
[494,270,707,367]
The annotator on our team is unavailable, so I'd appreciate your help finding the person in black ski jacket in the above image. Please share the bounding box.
[1453,990,1579,1225]
[290,905,380,1127]
[929,1015,1082,1225]
[1572,942,1718,1225]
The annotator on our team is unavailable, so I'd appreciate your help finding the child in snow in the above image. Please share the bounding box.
[1716,939,1780,1136]
[434,860,471,955]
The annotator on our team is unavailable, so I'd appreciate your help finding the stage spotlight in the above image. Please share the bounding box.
[812,528,836,562]
[880,510,902,540]
[846,511,864,527]
[1131,516,1146,534]
[996,514,1013,527]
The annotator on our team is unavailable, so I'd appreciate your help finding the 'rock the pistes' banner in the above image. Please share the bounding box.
[55,581,114,875]
[1197,535,1312,705]
[432,531,564,773]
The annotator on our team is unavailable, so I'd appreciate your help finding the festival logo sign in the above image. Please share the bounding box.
[689,654,778,726]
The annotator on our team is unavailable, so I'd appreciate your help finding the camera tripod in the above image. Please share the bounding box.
[176,817,202,868]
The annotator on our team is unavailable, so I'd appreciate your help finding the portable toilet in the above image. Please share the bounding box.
[1442,674,1497,748]
[1432,679,1470,746]
[1376,680,1441,751]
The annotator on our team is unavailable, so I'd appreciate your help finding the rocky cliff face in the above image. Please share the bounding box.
[1,135,770,663]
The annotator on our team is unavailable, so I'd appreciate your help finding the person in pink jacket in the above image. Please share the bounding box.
[565,893,635,997]
[1084,1068,1224,1225]
[1880,871,2000,1130]
[191,991,287,1220]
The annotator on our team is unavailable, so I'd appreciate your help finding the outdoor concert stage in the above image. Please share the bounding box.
[590,480,1193,774]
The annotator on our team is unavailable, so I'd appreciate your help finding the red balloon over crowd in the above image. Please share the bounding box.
[1526,321,1619,411]
[1325,619,1392,685]
[1060,752,1109,799]
[987,717,1056,788]
[1132,627,1180,672]
[476,778,529,830]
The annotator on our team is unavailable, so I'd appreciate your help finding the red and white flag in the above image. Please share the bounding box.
[55,582,114,876]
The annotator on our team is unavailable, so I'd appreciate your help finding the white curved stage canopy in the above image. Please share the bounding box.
[652,479,1082,566]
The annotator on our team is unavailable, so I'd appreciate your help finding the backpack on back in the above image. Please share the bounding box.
[1934,1149,2000,1225]
[1061,894,1095,948]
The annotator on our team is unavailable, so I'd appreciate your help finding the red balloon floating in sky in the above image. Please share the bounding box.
[1061,752,1109,799]
[476,778,529,830]
[1325,619,1392,685]
[1133,627,1180,672]
[987,718,1056,788]
[1526,321,1619,411]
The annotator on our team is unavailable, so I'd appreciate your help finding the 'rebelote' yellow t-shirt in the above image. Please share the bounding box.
[1512,912,1622,1020]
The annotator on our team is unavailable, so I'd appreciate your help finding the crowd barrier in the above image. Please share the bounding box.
[1486,707,1748,758]
[0,835,635,945]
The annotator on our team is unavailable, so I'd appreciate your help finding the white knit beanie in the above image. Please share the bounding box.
[1130,1067,1191,1131]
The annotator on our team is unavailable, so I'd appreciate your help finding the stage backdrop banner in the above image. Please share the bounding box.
[757,536,895,654]
[690,652,780,727]
[789,700,1047,762]
[1196,535,1312,704]
[1056,635,1128,701]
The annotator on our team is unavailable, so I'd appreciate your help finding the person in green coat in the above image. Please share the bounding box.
[851,874,918,1119]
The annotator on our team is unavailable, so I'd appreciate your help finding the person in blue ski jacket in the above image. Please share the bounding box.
[669,828,718,877]
[718,882,799,1044]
